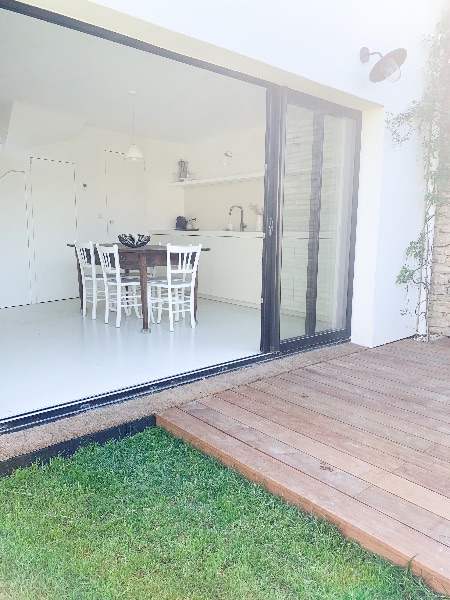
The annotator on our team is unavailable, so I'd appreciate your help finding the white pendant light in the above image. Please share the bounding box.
[125,90,144,161]
[124,143,144,161]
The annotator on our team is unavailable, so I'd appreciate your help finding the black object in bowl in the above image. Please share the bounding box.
[118,234,150,248]
[175,216,188,230]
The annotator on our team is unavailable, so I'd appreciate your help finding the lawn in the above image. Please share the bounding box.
[0,427,444,600]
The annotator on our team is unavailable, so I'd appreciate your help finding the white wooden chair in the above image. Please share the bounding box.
[148,243,202,331]
[74,240,105,319]
[96,244,141,328]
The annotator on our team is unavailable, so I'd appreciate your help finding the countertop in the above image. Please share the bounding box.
[149,230,264,238]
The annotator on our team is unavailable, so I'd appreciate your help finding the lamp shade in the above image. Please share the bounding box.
[369,48,407,83]
[379,57,402,82]
[124,144,144,161]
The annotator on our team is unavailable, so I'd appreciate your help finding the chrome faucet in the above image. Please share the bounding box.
[229,205,247,232]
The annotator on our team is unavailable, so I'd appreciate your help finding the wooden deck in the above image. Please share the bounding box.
[157,338,450,595]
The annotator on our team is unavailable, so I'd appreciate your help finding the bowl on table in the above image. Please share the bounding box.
[118,234,151,248]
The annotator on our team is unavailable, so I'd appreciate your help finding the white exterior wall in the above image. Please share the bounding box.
[14,0,447,346]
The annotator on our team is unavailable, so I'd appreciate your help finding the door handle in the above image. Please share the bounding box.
[268,217,274,237]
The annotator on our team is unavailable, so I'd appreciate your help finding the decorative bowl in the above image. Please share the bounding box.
[118,234,150,248]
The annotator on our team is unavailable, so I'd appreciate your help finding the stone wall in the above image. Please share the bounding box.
[428,28,450,337]
[429,202,450,336]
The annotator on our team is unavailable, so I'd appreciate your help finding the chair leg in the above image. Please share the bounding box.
[133,286,141,318]
[116,285,122,328]
[82,284,87,317]
[157,287,163,324]
[104,286,110,324]
[148,298,155,324]
[123,291,131,317]
[190,287,196,328]
[181,288,186,319]
[148,286,156,324]
[168,290,174,332]
[92,278,97,320]
[174,289,180,323]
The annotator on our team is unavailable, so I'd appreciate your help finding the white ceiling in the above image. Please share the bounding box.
[0,8,266,143]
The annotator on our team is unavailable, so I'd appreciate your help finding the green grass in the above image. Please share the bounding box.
[0,427,445,600]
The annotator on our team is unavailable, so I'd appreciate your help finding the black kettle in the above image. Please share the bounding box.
[175,216,188,230]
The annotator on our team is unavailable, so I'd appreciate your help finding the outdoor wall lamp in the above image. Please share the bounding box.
[359,47,407,83]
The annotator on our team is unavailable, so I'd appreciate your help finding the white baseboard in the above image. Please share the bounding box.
[198,294,260,310]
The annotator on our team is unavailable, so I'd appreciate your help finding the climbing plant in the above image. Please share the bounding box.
[386,11,450,340]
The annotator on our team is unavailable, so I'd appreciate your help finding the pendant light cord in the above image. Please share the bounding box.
[132,97,136,144]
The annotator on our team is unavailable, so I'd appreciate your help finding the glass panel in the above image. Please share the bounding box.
[315,115,356,333]
[280,105,314,340]
[280,103,356,343]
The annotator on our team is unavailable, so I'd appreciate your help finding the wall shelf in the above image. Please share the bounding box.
[169,172,264,187]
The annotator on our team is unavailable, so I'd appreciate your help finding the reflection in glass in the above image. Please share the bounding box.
[280,106,314,340]
[280,105,356,341]
[315,115,355,333]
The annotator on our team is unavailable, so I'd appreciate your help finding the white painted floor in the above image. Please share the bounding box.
[0,298,262,421]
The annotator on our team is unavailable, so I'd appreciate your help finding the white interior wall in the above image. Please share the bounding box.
[182,126,265,231]
[0,159,31,308]
[35,126,185,233]
[184,126,265,180]
[0,96,268,308]
[183,180,264,232]
[0,124,184,239]
[0,122,185,307]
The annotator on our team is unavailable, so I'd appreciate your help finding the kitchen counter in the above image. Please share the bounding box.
[149,230,263,307]
[149,230,263,238]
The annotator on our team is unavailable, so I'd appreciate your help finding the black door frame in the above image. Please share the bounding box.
[262,88,362,354]
[260,86,287,353]
[0,0,361,433]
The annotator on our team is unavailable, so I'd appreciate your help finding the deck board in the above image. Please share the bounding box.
[183,399,450,543]
[295,368,450,433]
[156,339,450,594]
[230,383,450,476]
[310,361,450,413]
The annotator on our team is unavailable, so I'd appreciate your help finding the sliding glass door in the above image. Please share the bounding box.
[261,88,360,353]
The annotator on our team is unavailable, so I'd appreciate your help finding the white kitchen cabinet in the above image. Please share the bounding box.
[149,231,263,306]
[198,236,262,305]
[150,233,172,247]
[171,232,202,247]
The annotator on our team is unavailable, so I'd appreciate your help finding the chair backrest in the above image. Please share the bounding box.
[96,244,120,283]
[166,243,202,286]
[74,241,96,280]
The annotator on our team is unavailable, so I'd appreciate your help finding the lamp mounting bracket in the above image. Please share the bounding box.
[359,47,382,63]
